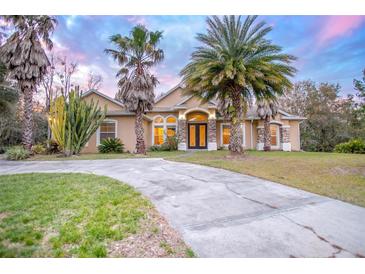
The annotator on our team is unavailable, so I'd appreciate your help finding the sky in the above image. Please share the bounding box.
[44,16,365,97]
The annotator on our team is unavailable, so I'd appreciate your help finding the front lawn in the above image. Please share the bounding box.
[166,150,365,207]
[0,173,192,258]
[28,151,185,161]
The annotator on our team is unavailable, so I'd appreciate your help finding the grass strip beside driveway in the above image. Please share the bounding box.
[0,173,192,258]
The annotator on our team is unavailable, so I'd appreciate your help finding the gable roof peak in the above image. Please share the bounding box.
[81,89,124,108]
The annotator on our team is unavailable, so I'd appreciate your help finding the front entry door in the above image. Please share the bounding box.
[188,124,207,149]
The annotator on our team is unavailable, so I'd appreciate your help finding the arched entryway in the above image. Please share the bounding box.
[186,111,208,149]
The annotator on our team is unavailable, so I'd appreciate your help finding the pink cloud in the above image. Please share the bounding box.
[125,16,148,26]
[317,16,365,46]
[50,39,87,62]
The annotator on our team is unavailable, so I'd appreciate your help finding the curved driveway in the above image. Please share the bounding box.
[1,158,364,258]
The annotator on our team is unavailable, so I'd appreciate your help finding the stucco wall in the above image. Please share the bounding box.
[81,116,137,153]
[154,87,184,107]
[289,120,301,151]
[82,93,123,112]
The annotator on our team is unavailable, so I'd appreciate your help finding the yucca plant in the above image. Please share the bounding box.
[49,88,107,156]
[98,138,124,153]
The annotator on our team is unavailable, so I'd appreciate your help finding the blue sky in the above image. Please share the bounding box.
[52,15,365,97]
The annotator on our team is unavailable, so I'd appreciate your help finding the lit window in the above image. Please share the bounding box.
[167,126,176,137]
[154,126,164,145]
[187,112,208,122]
[166,116,176,123]
[222,125,230,145]
[99,121,116,142]
[154,117,164,124]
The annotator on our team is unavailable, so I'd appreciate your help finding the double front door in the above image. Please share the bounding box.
[188,123,207,149]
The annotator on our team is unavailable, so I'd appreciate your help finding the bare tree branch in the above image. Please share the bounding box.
[86,71,103,91]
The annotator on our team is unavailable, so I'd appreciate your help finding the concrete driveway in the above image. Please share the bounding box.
[0,158,364,258]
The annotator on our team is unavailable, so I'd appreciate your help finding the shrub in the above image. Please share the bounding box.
[98,138,124,153]
[334,139,365,154]
[5,146,30,160]
[149,136,178,152]
[45,139,61,154]
[164,136,178,151]
[31,143,46,154]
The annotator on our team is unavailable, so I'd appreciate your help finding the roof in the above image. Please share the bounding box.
[82,89,125,108]
[244,105,305,120]
[82,89,305,121]
[154,83,184,104]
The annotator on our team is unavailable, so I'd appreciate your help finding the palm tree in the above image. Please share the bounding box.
[257,100,278,151]
[105,25,164,154]
[0,16,56,150]
[180,15,296,154]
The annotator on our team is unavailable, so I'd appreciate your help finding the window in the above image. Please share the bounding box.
[152,115,177,145]
[98,120,117,144]
[187,112,208,122]
[166,116,176,123]
[154,117,164,124]
[221,123,245,147]
[222,125,230,145]
[154,126,164,145]
[270,125,278,146]
[167,126,176,137]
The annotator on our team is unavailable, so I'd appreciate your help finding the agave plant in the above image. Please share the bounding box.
[49,88,107,156]
[257,100,278,151]
[98,138,124,153]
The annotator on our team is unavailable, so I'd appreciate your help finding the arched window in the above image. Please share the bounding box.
[166,116,176,123]
[166,115,177,139]
[154,117,164,124]
[186,112,208,122]
[152,115,178,145]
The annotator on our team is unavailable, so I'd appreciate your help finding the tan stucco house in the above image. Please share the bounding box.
[81,85,305,153]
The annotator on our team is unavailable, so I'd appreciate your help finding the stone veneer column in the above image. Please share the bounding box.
[280,125,291,151]
[177,119,187,151]
[207,119,217,151]
[256,126,264,150]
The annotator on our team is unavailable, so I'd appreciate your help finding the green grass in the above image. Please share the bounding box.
[165,150,365,207]
[23,150,365,207]
[0,173,152,257]
[28,151,185,161]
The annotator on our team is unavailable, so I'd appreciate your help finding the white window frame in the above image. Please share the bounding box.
[151,115,178,145]
[220,122,245,148]
[96,119,118,145]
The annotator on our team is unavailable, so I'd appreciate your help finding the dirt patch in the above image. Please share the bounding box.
[108,208,193,258]
[331,167,365,176]
[0,212,10,221]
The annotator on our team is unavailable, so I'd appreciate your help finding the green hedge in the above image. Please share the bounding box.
[334,139,365,154]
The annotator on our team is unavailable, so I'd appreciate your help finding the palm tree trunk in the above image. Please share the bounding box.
[229,89,243,154]
[21,82,34,151]
[263,116,271,151]
[135,107,146,154]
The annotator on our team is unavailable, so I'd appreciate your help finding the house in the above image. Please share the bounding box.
[81,85,305,153]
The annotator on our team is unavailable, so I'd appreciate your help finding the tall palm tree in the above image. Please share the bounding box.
[0,16,56,150]
[257,100,278,151]
[180,15,296,154]
[105,25,164,154]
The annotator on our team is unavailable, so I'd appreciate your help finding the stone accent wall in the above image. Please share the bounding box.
[257,127,264,143]
[178,119,186,143]
[208,119,217,143]
[281,126,290,143]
